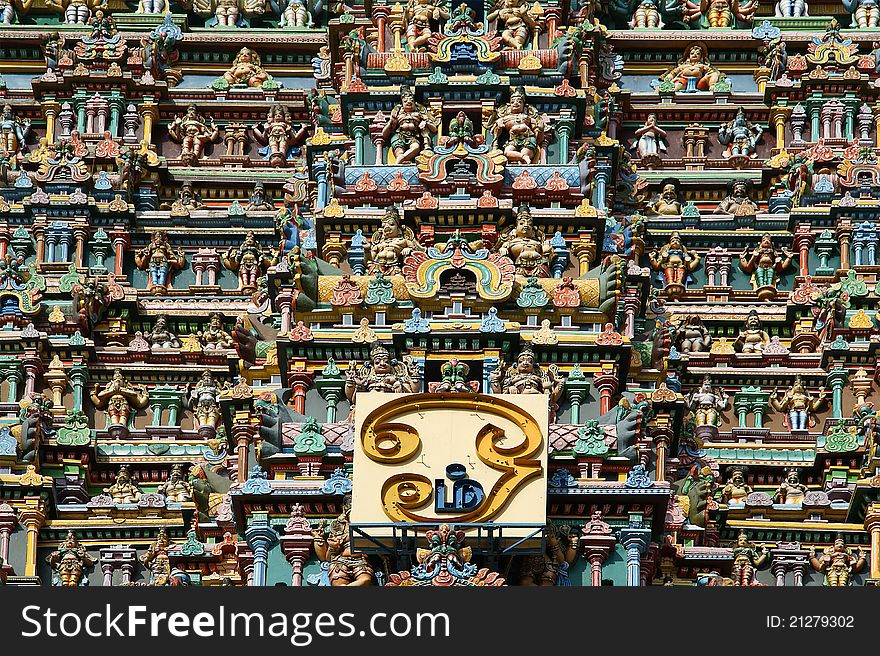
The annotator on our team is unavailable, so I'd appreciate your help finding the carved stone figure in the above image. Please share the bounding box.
[405,0,448,51]
[222,231,276,291]
[714,180,757,216]
[140,528,172,585]
[311,495,373,585]
[134,231,187,293]
[344,344,420,404]
[368,206,423,274]
[103,464,143,503]
[845,0,880,27]
[253,105,306,166]
[738,233,794,290]
[646,182,682,216]
[245,182,275,211]
[0,104,31,159]
[648,231,700,289]
[674,315,712,354]
[658,43,721,93]
[45,0,105,24]
[200,312,234,349]
[445,111,479,148]
[700,0,757,27]
[518,523,577,586]
[721,467,752,504]
[222,47,271,87]
[381,86,438,164]
[489,346,564,405]
[188,371,221,435]
[168,104,219,166]
[432,357,478,393]
[685,376,729,427]
[629,0,661,27]
[47,532,93,586]
[488,0,539,50]
[90,370,150,428]
[733,310,770,354]
[731,531,768,586]
[773,469,807,504]
[489,87,546,165]
[493,204,553,277]
[144,315,182,349]
[279,0,313,26]
[634,113,667,158]
[171,182,205,212]
[158,464,193,502]
[769,375,829,431]
[718,108,763,158]
[810,536,867,586]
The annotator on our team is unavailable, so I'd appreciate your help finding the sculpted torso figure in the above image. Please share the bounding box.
[733,310,770,354]
[674,315,712,354]
[493,204,552,277]
[647,183,682,216]
[649,231,700,288]
[223,231,274,291]
[103,465,143,503]
[368,206,423,274]
[90,369,150,427]
[488,0,537,50]
[719,108,763,158]
[518,523,577,586]
[47,532,93,586]
[312,498,373,586]
[134,231,187,292]
[189,371,221,432]
[489,347,564,405]
[200,312,234,349]
[158,464,193,502]
[489,87,546,165]
[715,180,757,216]
[0,104,30,158]
[721,469,752,504]
[222,47,270,87]
[168,104,219,165]
[345,344,420,404]
[738,233,793,290]
[381,87,438,164]
[144,315,182,349]
[731,531,768,586]
[811,538,866,586]
[769,376,828,431]
[405,0,448,51]
[660,44,721,92]
[773,470,807,504]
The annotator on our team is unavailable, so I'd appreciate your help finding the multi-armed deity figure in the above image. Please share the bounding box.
[187,371,222,436]
[699,0,757,27]
[769,375,828,431]
[158,464,193,502]
[47,532,94,586]
[0,104,31,161]
[731,531,768,586]
[404,0,449,51]
[102,464,143,504]
[633,114,668,159]
[312,495,374,586]
[168,104,219,166]
[344,344,421,405]
[489,86,546,165]
[143,315,182,349]
[844,0,880,28]
[733,309,770,353]
[91,370,149,430]
[721,467,752,504]
[279,0,313,26]
[648,231,700,290]
[253,104,306,166]
[685,376,729,428]
[382,86,438,165]
[658,43,722,92]
[134,231,187,293]
[222,231,276,292]
[673,315,713,354]
[493,204,553,277]
[773,469,808,505]
[738,233,794,291]
[199,312,234,349]
[45,0,105,24]
[810,535,867,586]
[487,0,540,50]
[718,108,763,159]
[222,47,271,87]
[368,206,424,275]
[490,346,565,406]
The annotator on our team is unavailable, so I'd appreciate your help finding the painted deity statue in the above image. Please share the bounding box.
[518,523,577,586]
[0,104,31,160]
[487,0,539,50]
[731,531,768,586]
[775,0,806,16]
[493,204,553,277]
[199,312,234,349]
[844,0,880,27]
[738,234,794,291]
[368,206,424,275]
[140,529,172,585]
[446,111,479,148]
[158,464,193,502]
[433,357,477,393]
[102,465,143,503]
[721,468,752,504]
[718,108,763,158]
[733,310,770,353]
[647,183,682,216]
[253,105,305,166]
[222,231,276,291]
[659,43,721,93]
[489,87,546,165]
[649,231,700,289]
[279,0,313,26]
[137,0,166,13]
[134,231,187,293]
[168,104,219,166]
[685,377,729,427]
[245,182,275,211]
[634,114,668,158]
[45,0,105,24]
[188,371,222,435]
[810,537,867,586]
[90,370,150,428]
[714,180,757,216]
[674,315,712,354]
[773,469,808,505]
[405,0,449,51]
[381,86,438,164]
[769,376,829,431]
[144,315,182,349]
[490,347,564,405]
[47,532,94,586]
[345,344,420,404]
[172,182,205,212]
[312,496,374,586]
[700,0,757,27]
[630,0,662,27]
[222,47,271,87]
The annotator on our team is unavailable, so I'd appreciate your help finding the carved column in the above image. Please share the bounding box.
[865,502,880,580]
[570,239,596,277]
[21,353,41,401]
[579,512,616,586]
[792,226,814,278]
[275,291,294,335]
[245,513,278,587]
[110,229,130,277]
[288,368,314,416]
[280,505,313,586]
[232,411,258,484]
[68,362,88,412]
[0,503,16,572]
[619,518,650,587]
[592,362,618,416]
[837,220,853,270]
[18,499,45,577]
[826,365,849,419]
[650,415,673,483]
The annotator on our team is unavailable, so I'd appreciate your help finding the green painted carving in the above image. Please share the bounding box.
[572,420,609,457]
[839,270,868,297]
[365,273,395,305]
[516,277,549,308]
[58,264,82,293]
[824,420,858,454]
[56,410,91,446]
[293,416,326,456]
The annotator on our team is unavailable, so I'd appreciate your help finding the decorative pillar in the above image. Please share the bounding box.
[68,363,88,412]
[316,359,345,423]
[579,512,615,587]
[592,362,618,416]
[288,368,314,416]
[865,502,880,580]
[565,365,590,424]
[650,415,673,483]
[570,238,596,277]
[619,514,650,588]
[792,226,814,277]
[110,230,130,277]
[275,292,294,335]
[837,221,853,270]
[232,411,258,484]
[827,365,849,419]
[18,499,45,577]
[21,353,41,401]
[0,503,16,571]
[280,504,313,586]
[245,513,278,587]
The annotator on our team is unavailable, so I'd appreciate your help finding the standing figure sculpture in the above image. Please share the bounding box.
[718,108,763,158]
[344,344,420,405]
[634,113,668,158]
[404,0,448,51]
[489,87,546,165]
[738,233,794,291]
[489,346,565,406]
[45,0,105,24]
[810,536,867,586]
[488,0,539,50]
[188,371,222,436]
[658,43,721,93]
[844,0,880,27]
[367,206,424,275]
[731,531,768,586]
[312,495,374,586]
[649,231,700,290]
[733,310,770,353]
[0,104,31,160]
[47,532,94,586]
[134,231,187,293]
[168,104,219,166]
[222,231,276,292]
[685,377,729,427]
[381,86,439,165]
[493,204,553,277]
[630,0,662,27]
[700,0,757,27]
[776,0,806,15]
[279,0,313,26]
[90,370,150,429]
[253,105,306,166]
[518,523,577,586]
[769,375,828,431]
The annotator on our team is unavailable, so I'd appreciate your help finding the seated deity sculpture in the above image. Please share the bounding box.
[344,344,420,405]
[381,86,438,165]
[714,180,757,216]
[222,47,271,87]
[658,43,721,93]
[493,204,552,277]
[733,309,770,354]
[368,206,423,275]
[489,346,564,405]
[144,315,182,349]
[674,315,712,354]
[158,464,193,502]
[489,87,546,165]
[773,469,807,504]
[199,312,234,349]
[646,182,682,216]
[103,465,143,504]
[721,467,752,504]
